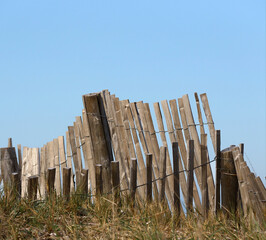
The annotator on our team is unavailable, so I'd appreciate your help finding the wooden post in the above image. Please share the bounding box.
[239,143,244,156]
[83,93,112,194]
[63,167,71,200]
[215,130,221,214]
[186,140,194,213]
[47,168,56,196]
[146,154,153,203]
[0,147,19,192]
[221,149,238,214]
[28,176,38,200]
[130,159,137,201]
[111,161,120,204]
[159,147,167,203]
[95,164,103,197]
[8,138,12,147]
[11,172,20,199]
[173,142,180,217]
[80,169,89,195]
[201,134,208,218]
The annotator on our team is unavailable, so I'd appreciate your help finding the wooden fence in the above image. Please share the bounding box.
[0,90,265,225]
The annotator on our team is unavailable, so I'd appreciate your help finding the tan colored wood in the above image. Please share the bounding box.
[17,144,22,174]
[8,138,12,147]
[74,121,84,168]
[79,169,89,195]
[11,172,20,199]
[144,103,175,210]
[231,147,250,216]
[201,134,208,218]
[126,103,147,196]
[120,100,145,199]
[83,93,111,194]
[256,176,266,200]
[39,146,46,198]
[65,131,75,192]
[53,138,61,194]
[177,98,190,142]
[136,101,159,201]
[194,93,205,135]
[21,147,29,198]
[181,95,215,209]
[162,100,202,212]
[68,126,81,187]
[82,110,96,194]
[200,93,216,152]
[153,102,174,197]
[58,136,67,169]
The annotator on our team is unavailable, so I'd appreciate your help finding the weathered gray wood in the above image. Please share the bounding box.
[194,93,205,135]
[186,140,194,213]
[162,100,202,212]
[63,167,71,201]
[95,164,103,197]
[74,121,84,169]
[65,131,75,192]
[181,95,215,209]
[130,158,137,201]
[172,142,180,217]
[0,147,19,192]
[146,154,153,202]
[68,126,81,187]
[53,138,61,194]
[28,175,38,200]
[83,93,112,194]
[201,134,208,218]
[17,144,22,175]
[39,146,46,198]
[159,146,167,203]
[215,130,221,214]
[200,93,216,152]
[46,168,56,196]
[144,103,175,210]
[221,149,238,213]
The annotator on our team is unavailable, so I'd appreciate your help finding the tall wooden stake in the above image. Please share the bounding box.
[215,130,221,215]
[173,142,180,217]
[186,140,194,213]
[201,134,208,218]
[130,159,137,201]
[159,147,167,203]
[146,154,153,203]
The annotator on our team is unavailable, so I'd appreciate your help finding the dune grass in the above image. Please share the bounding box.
[0,191,265,239]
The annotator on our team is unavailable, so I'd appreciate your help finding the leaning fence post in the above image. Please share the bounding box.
[130,159,137,202]
[173,142,180,218]
[111,161,120,204]
[146,154,153,203]
[186,140,194,213]
[159,147,167,203]
[28,176,38,200]
[95,164,103,198]
[215,130,221,215]
[47,168,56,196]
[63,167,71,200]
[201,134,208,218]
[8,138,12,147]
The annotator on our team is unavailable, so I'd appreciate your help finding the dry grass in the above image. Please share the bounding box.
[0,191,265,239]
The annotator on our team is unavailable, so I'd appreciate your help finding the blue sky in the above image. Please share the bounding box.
[0,1,265,182]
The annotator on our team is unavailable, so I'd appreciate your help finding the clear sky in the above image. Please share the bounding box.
[0,1,265,182]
